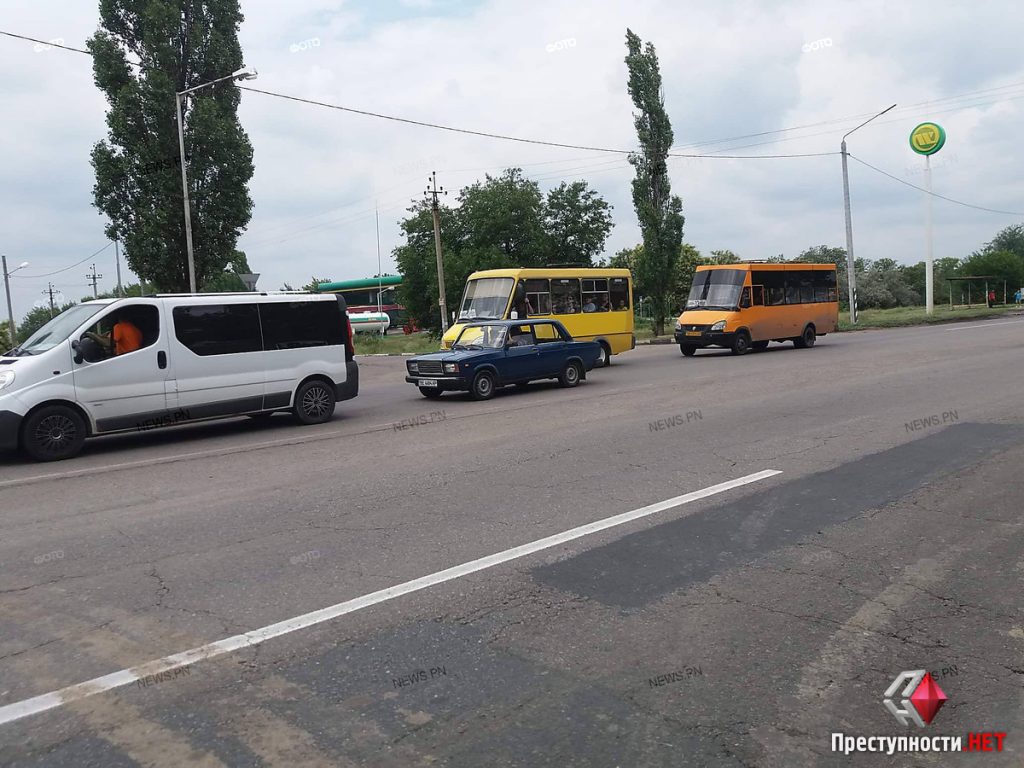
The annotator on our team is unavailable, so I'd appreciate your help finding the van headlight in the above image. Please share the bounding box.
[0,370,14,391]
[674,322,683,332]
[443,362,458,374]
[710,321,726,331]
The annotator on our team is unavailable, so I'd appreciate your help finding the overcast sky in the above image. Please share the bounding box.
[2,0,1022,319]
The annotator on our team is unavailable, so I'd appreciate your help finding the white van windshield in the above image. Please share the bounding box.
[14,304,107,356]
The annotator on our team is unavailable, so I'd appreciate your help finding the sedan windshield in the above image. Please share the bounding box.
[458,278,513,320]
[12,303,107,356]
[452,324,507,349]
[686,269,745,310]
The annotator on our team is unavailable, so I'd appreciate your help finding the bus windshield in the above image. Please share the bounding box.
[686,269,746,310]
[458,278,513,320]
[11,303,107,356]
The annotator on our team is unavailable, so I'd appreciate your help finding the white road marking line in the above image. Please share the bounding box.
[945,319,1024,331]
[0,469,780,727]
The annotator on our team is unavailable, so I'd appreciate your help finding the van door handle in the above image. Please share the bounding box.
[157,351,167,369]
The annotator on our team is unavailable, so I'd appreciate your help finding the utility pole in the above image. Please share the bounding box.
[42,283,57,317]
[840,103,896,324]
[86,264,103,299]
[114,239,124,297]
[424,171,449,332]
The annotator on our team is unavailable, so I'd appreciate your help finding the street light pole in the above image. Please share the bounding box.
[176,67,257,293]
[2,256,29,348]
[840,103,896,324]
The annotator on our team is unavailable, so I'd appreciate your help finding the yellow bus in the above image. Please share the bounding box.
[673,263,838,356]
[441,268,634,366]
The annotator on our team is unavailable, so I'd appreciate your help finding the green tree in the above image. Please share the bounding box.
[394,199,461,334]
[543,181,614,266]
[458,169,547,267]
[624,29,685,336]
[960,250,1024,296]
[87,0,255,291]
[706,249,741,264]
[88,283,148,300]
[983,224,1024,260]
[203,250,253,292]
[0,320,10,348]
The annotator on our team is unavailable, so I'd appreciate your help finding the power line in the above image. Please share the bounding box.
[849,154,1024,216]
[14,242,113,279]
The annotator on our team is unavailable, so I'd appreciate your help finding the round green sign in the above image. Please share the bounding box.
[909,122,946,155]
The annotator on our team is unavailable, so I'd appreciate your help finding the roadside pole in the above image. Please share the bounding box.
[909,122,946,316]
[425,171,449,332]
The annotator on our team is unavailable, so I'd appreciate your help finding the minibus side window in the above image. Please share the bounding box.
[525,279,551,315]
[78,305,160,362]
[610,278,630,311]
[753,271,785,306]
[751,285,765,306]
[173,304,261,356]
[551,279,581,314]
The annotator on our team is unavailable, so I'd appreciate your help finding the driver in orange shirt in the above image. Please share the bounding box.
[87,313,143,356]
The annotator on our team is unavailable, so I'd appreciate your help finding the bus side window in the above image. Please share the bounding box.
[610,278,630,311]
[751,285,765,306]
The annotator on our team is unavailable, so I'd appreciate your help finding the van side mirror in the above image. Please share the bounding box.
[71,339,84,364]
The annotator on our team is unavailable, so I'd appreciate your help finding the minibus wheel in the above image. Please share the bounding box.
[470,371,495,400]
[680,345,697,357]
[794,325,816,349]
[294,379,336,424]
[21,405,87,462]
[731,331,751,356]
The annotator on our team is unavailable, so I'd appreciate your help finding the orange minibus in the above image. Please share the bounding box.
[673,263,839,356]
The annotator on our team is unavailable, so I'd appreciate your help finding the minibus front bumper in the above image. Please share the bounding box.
[674,329,736,348]
[0,410,21,452]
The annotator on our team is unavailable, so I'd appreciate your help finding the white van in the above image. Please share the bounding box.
[0,292,358,461]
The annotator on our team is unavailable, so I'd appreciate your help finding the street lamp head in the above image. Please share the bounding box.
[232,67,258,81]
[18,262,29,269]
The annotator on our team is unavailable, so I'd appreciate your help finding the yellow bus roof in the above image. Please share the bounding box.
[466,267,632,280]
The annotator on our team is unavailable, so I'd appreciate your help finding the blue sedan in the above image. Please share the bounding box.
[405,320,602,400]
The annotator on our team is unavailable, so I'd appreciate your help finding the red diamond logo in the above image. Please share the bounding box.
[909,672,947,724]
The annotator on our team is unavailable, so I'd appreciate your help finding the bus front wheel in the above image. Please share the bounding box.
[731,331,751,356]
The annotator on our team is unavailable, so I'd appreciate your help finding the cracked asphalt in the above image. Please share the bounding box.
[1,316,1023,767]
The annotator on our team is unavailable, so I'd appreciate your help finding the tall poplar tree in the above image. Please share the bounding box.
[87,0,255,291]
[624,29,684,335]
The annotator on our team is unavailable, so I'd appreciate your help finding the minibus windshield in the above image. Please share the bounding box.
[458,278,513,320]
[686,269,745,310]
[13,304,107,356]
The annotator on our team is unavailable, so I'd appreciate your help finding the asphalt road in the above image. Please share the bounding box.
[2,317,1024,767]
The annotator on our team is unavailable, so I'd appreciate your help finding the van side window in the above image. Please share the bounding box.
[80,305,159,361]
[173,304,261,356]
[260,302,344,350]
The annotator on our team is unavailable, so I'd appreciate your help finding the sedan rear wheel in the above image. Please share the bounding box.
[559,361,582,388]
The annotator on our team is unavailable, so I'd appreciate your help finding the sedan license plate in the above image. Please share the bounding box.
[419,379,438,387]
[685,331,702,337]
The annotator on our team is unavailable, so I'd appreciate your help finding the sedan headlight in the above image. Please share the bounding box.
[0,370,14,391]
[443,363,459,374]
[710,320,726,331]
[408,361,419,373]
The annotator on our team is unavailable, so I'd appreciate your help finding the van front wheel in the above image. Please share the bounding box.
[22,405,87,462]
[294,380,336,425]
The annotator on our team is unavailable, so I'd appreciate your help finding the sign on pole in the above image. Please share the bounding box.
[910,122,945,315]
